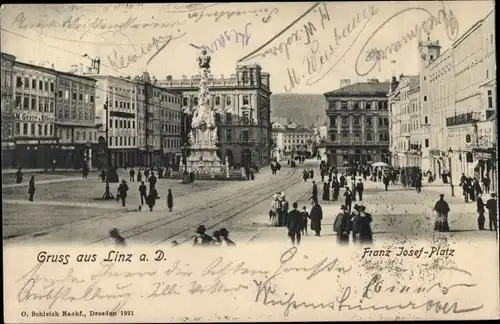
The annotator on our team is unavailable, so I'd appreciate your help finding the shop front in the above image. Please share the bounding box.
[13,138,60,169]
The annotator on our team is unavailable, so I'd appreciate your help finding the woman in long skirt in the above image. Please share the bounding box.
[433,194,450,232]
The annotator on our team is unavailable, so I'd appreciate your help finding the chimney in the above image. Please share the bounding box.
[51,64,55,69]
[79,63,83,75]
[340,79,351,88]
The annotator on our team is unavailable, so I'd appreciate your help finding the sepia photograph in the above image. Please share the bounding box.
[1,1,499,322]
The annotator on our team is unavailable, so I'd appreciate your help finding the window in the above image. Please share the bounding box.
[127,121,131,128]
[225,113,232,122]
[330,133,336,141]
[424,116,428,124]
[44,81,48,91]
[79,93,83,101]
[226,96,231,105]
[115,119,118,128]
[183,97,188,106]
[342,116,348,125]
[16,76,22,87]
[65,90,69,100]
[425,139,429,147]
[127,102,130,109]
[353,116,360,125]
[31,98,36,111]
[194,97,198,106]
[32,79,37,89]
[23,123,28,135]
[243,95,249,105]
[24,78,29,88]
[50,82,54,92]
[90,96,94,103]
[132,103,134,110]
[31,123,35,135]
[225,129,232,141]
[242,71,249,83]
[424,96,427,101]
[329,116,336,126]
[58,90,63,98]
[366,102,372,110]
[15,95,21,109]
[215,96,220,105]
[487,90,493,108]
[16,122,20,135]
[132,121,135,128]
[352,101,359,110]
[341,101,348,109]
[366,133,372,141]
[43,124,48,136]
[23,97,29,109]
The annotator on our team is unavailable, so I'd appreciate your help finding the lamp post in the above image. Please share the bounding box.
[102,96,114,200]
[447,147,455,197]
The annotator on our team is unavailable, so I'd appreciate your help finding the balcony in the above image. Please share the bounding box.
[446,112,479,127]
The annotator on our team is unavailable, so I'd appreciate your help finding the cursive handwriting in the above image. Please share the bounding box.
[254,279,483,316]
[201,257,269,281]
[107,31,186,71]
[11,12,186,40]
[188,280,248,295]
[160,3,219,13]
[284,4,378,92]
[187,7,279,23]
[190,23,252,54]
[355,2,459,76]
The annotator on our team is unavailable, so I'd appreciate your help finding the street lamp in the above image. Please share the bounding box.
[102,96,114,200]
[447,147,455,197]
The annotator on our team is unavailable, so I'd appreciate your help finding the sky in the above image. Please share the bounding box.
[0,1,495,94]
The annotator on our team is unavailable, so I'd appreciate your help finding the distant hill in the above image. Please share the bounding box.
[270,93,327,127]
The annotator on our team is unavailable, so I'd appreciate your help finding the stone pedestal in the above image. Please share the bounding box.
[186,127,226,176]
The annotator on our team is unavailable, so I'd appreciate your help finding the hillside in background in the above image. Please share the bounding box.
[270,93,327,127]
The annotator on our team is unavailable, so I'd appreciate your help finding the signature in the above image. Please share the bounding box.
[160,3,219,13]
[355,2,459,76]
[107,31,187,71]
[284,4,378,92]
[254,277,483,317]
[190,23,252,54]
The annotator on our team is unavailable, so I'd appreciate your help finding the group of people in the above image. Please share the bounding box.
[270,160,282,175]
[333,204,373,245]
[280,200,323,246]
[302,169,314,182]
[460,174,492,203]
[192,225,236,246]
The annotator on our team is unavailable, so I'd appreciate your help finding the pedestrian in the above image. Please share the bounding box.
[433,194,451,232]
[383,173,390,191]
[100,169,106,182]
[357,205,373,244]
[144,168,149,179]
[219,228,236,246]
[415,175,422,193]
[350,204,360,243]
[139,181,147,206]
[269,194,280,226]
[301,206,308,236]
[146,189,156,212]
[28,175,36,202]
[311,181,318,203]
[356,179,364,201]
[476,195,486,230]
[193,225,214,246]
[279,192,289,227]
[109,228,126,246]
[485,193,498,232]
[137,169,142,182]
[343,186,354,214]
[322,181,330,201]
[149,172,157,192]
[333,205,350,245]
[167,189,173,212]
[482,176,491,194]
[15,167,23,184]
[309,199,323,236]
[129,168,135,182]
[212,230,222,245]
[117,180,129,207]
[287,202,303,246]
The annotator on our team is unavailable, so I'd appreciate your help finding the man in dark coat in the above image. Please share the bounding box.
[117,180,129,207]
[476,195,486,230]
[309,200,323,236]
[28,176,36,202]
[334,205,350,245]
[287,202,303,246]
[139,181,147,206]
[356,179,364,201]
[16,167,23,184]
[322,181,330,201]
[486,193,498,232]
[167,189,173,212]
[129,168,135,182]
[343,186,354,214]
[433,194,450,232]
[149,172,157,192]
[311,181,318,203]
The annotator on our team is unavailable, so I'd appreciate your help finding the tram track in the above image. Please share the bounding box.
[162,170,309,245]
[92,167,300,244]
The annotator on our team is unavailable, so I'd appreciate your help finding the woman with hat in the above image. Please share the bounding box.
[433,193,451,232]
[193,225,214,246]
[350,204,360,243]
[219,228,236,246]
[357,205,373,244]
[270,194,280,226]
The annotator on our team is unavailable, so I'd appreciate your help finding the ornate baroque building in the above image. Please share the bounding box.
[158,64,272,168]
[324,80,391,166]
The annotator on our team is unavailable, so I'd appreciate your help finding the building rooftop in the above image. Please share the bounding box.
[324,81,391,97]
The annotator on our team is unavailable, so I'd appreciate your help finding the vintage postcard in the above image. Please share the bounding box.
[1,1,499,322]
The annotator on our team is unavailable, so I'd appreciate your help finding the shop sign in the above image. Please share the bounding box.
[14,112,55,123]
[39,140,57,144]
[474,152,493,160]
[16,140,38,145]
[61,146,75,150]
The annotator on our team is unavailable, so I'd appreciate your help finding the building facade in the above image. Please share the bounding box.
[419,10,496,186]
[1,53,16,167]
[324,80,391,166]
[271,122,315,160]
[55,71,98,169]
[92,75,139,168]
[388,75,431,170]
[158,87,182,169]
[159,64,272,168]
[11,61,58,169]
